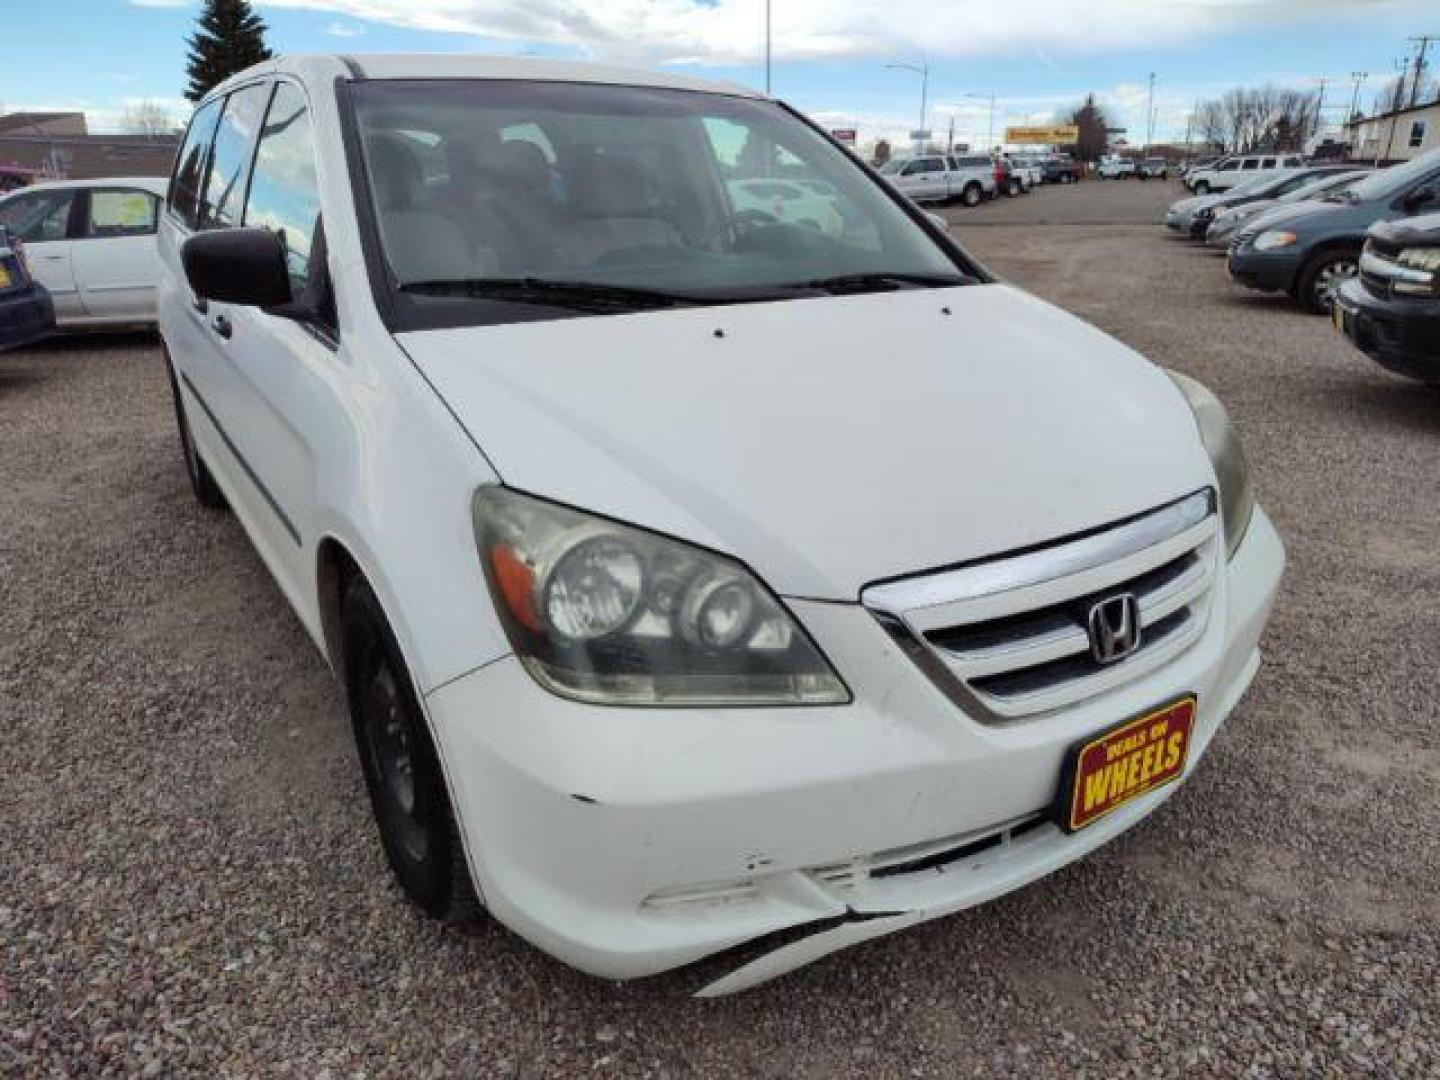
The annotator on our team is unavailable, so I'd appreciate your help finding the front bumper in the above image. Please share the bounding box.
[425,508,1284,992]
[1227,248,1302,294]
[1333,278,1440,382]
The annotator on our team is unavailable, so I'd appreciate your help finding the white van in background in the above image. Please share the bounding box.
[1186,153,1305,195]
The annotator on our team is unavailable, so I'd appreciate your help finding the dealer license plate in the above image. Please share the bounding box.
[1054,696,1196,832]
[0,265,11,289]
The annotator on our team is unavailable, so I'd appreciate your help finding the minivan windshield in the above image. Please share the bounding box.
[349,80,974,328]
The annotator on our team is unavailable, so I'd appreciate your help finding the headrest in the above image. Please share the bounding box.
[489,139,552,193]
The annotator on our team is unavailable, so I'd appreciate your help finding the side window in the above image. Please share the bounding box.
[1219,160,1239,171]
[1285,156,1302,166]
[170,98,222,227]
[243,82,322,296]
[0,190,74,242]
[1409,121,1427,149]
[1241,159,1260,170]
[199,82,271,230]
[901,161,924,176]
[1261,157,1276,169]
[86,190,159,238]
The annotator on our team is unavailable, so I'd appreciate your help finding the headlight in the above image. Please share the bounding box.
[1166,372,1256,559]
[1253,230,1297,252]
[1394,246,1440,296]
[473,488,850,706]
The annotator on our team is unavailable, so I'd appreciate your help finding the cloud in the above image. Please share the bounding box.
[324,20,366,37]
[248,0,1409,66]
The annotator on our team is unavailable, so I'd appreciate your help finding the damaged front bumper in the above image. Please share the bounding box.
[424,508,1283,994]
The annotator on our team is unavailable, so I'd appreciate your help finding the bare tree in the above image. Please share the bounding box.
[872,139,892,166]
[1197,84,1319,153]
[120,100,177,138]
[1369,74,1438,116]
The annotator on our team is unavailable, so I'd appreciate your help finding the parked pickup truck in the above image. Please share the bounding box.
[878,153,997,206]
[1004,154,1044,192]
[1096,156,1137,179]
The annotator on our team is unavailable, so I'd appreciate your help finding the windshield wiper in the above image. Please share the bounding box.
[398,277,711,311]
[790,271,978,295]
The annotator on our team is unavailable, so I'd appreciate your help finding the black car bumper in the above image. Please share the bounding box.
[1333,278,1440,382]
[1226,249,1301,294]
[0,285,55,352]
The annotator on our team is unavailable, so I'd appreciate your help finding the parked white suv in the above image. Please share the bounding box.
[1187,153,1304,195]
[879,153,995,206]
[158,54,1284,994]
[0,177,167,327]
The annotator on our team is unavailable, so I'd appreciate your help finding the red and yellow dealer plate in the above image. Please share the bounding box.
[1055,696,1196,832]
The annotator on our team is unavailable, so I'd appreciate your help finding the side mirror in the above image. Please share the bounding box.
[926,212,950,232]
[1403,184,1439,212]
[182,227,293,308]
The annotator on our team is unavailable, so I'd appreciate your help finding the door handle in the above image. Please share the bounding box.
[40,254,66,261]
[191,295,208,314]
[210,313,232,340]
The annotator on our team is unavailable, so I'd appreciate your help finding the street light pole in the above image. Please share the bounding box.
[1144,72,1156,152]
[886,60,929,146]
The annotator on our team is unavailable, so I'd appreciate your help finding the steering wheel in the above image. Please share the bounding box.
[702,208,778,249]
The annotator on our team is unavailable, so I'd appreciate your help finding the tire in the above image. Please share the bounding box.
[343,578,480,923]
[1296,249,1360,315]
[1006,179,1021,197]
[163,353,226,510]
[1194,181,1211,195]
[961,182,982,207]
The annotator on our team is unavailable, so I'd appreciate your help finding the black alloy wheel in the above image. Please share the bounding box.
[343,578,479,922]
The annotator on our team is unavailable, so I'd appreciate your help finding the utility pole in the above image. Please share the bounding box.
[1182,101,1195,161]
[964,92,996,150]
[764,0,771,95]
[1406,35,1436,108]
[1348,72,1368,121]
[1144,72,1156,152]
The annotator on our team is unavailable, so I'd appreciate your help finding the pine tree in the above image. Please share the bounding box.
[184,0,274,103]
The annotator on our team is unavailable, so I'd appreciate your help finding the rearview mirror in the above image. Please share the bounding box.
[926,212,950,232]
[182,228,293,308]
[1403,184,1439,212]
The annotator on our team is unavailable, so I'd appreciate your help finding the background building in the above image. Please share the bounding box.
[1344,100,1440,164]
[0,111,178,189]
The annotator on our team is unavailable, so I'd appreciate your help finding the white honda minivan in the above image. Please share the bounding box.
[158,54,1284,995]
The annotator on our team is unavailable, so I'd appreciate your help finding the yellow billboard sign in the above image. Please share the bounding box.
[1005,125,1080,145]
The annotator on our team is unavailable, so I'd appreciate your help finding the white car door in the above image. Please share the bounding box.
[204,80,331,619]
[0,187,84,321]
[71,187,162,322]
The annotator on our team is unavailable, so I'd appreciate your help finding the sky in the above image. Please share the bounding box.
[2,0,1437,149]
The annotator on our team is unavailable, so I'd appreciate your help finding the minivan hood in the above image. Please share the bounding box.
[400,285,1213,600]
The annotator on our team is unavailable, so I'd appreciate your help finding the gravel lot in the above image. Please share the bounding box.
[3,178,1438,1077]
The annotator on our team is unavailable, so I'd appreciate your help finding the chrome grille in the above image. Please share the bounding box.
[862,490,1219,723]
